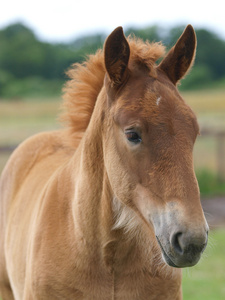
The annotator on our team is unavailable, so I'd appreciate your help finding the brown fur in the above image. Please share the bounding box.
[61,36,165,149]
[0,25,208,300]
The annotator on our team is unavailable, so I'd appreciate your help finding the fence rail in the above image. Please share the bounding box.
[201,129,225,182]
[0,145,17,153]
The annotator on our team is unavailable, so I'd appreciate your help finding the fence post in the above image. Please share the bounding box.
[217,133,225,182]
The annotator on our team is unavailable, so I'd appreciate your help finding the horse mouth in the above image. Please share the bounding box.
[156,235,205,268]
[156,236,179,268]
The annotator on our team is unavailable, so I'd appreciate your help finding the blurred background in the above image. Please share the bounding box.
[0,0,225,299]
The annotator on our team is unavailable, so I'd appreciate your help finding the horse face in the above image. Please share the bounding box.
[103,26,208,268]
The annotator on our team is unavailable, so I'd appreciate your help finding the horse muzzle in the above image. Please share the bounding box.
[156,228,208,268]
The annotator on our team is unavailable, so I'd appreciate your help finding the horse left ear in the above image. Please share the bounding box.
[104,26,130,87]
[158,25,196,84]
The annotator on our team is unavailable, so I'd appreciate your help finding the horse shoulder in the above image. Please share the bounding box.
[1,130,72,204]
[0,130,75,299]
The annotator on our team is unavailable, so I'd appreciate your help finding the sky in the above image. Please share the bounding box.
[1,0,225,43]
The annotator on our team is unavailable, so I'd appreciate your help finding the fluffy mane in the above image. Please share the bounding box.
[60,36,166,148]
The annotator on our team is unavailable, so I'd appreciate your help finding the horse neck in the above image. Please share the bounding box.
[68,89,169,275]
[69,88,114,249]
[66,89,128,266]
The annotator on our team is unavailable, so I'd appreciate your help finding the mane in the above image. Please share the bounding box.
[60,36,166,148]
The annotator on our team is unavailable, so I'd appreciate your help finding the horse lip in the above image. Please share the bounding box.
[156,235,204,268]
[156,236,180,268]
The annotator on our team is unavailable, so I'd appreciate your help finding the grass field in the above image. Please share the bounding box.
[0,97,61,147]
[0,90,225,298]
[182,229,225,300]
[0,98,61,174]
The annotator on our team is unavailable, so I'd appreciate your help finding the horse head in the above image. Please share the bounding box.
[102,26,208,268]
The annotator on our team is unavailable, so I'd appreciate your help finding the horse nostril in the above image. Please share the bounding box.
[171,231,208,257]
[171,232,183,255]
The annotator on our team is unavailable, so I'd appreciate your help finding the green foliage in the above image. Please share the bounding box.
[0,23,76,81]
[197,169,225,197]
[125,25,164,42]
[1,22,225,98]
[179,65,214,90]
[196,29,225,79]
[1,77,64,98]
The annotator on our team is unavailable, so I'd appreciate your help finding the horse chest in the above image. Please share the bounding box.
[30,248,181,300]
[32,271,181,300]
[111,269,181,300]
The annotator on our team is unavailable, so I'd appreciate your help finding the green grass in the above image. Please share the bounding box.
[182,89,225,117]
[0,98,62,174]
[0,98,61,147]
[197,169,225,196]
[182,229,225,299]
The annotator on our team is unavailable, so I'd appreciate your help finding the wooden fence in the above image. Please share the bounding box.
[0,145,17,153]
[201,129,225,182]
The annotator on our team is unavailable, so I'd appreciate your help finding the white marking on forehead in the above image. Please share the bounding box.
[156,96,162,106]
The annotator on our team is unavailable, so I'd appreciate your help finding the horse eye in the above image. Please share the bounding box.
[125,131,142,144]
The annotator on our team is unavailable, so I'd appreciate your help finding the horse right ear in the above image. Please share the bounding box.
[104,27,130,87]
[158,25,196,84]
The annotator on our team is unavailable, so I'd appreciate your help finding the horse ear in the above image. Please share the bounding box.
[158,25,196,84]
[104,26,130,86]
